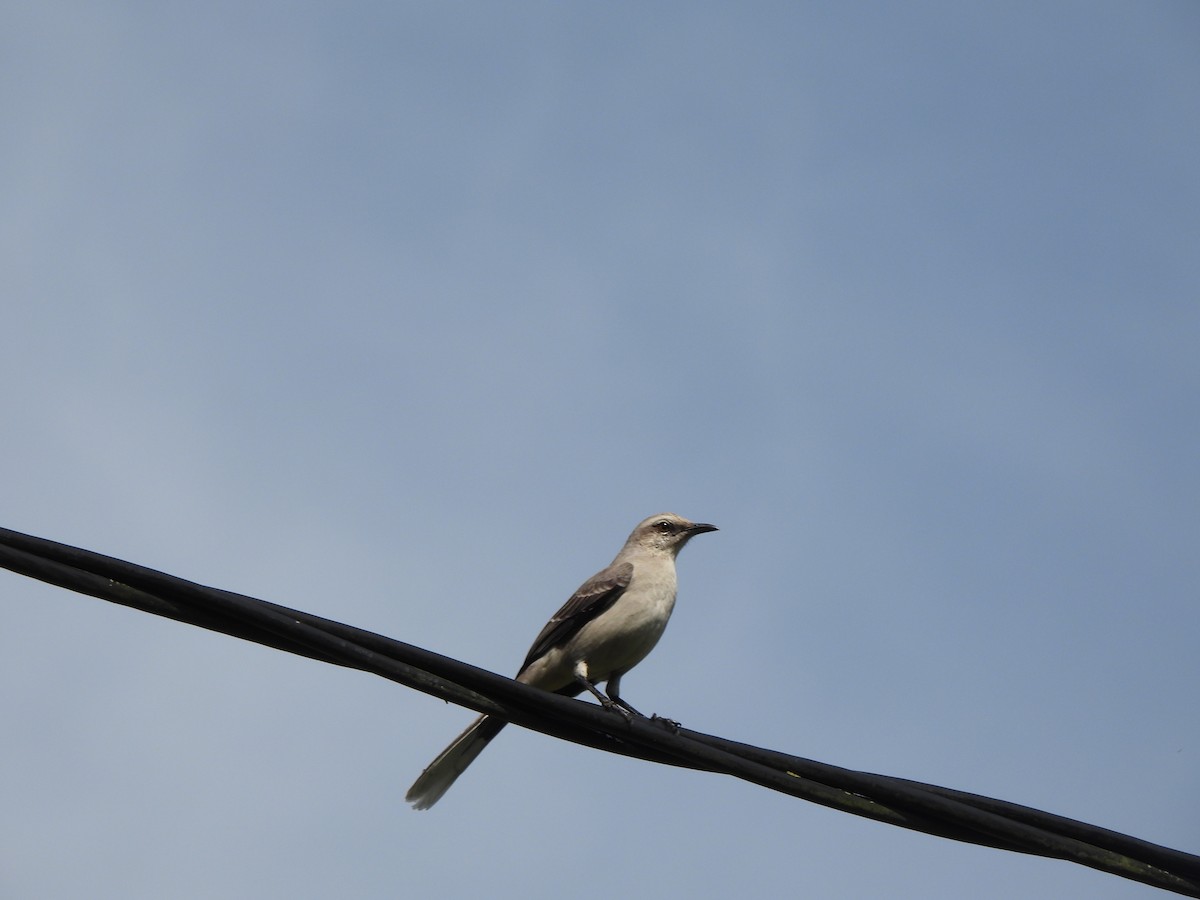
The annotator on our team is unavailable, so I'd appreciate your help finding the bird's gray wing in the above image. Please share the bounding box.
[518,561,634,673]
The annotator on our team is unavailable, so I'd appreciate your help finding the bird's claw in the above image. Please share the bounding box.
[650,713,681,733]
[600,697,635,724]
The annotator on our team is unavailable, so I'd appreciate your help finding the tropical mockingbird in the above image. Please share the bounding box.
[405,512,717,809]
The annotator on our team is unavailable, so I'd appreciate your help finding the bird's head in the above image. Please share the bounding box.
[628,513,718,556]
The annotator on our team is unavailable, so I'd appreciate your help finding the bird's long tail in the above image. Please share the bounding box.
[406,714,508,810]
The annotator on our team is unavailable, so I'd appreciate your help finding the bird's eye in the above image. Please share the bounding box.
[654,520,674,533]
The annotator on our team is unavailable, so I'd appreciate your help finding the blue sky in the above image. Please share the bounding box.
[3,3,1198,897]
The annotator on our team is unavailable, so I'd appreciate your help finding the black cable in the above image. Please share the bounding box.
[2,526,1197,896]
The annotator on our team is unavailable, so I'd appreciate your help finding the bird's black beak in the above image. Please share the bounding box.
[687,523,718,536]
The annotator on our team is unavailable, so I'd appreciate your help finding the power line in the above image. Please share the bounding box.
[2,525,1197,896]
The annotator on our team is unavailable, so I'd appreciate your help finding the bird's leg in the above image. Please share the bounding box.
[605,672,644,717]
[607,672,673,728]
[574,663,633,722]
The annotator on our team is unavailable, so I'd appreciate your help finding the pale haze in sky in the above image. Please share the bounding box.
[2,3,1198,898]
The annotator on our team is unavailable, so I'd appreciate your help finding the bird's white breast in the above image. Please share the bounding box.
[567,560,678,682]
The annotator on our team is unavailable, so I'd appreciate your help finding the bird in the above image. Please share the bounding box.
[405,512,717,809]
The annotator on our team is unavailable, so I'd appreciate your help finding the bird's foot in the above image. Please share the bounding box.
[650,713,681,733]
[600,697,636,723]
[613,698,645,718]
